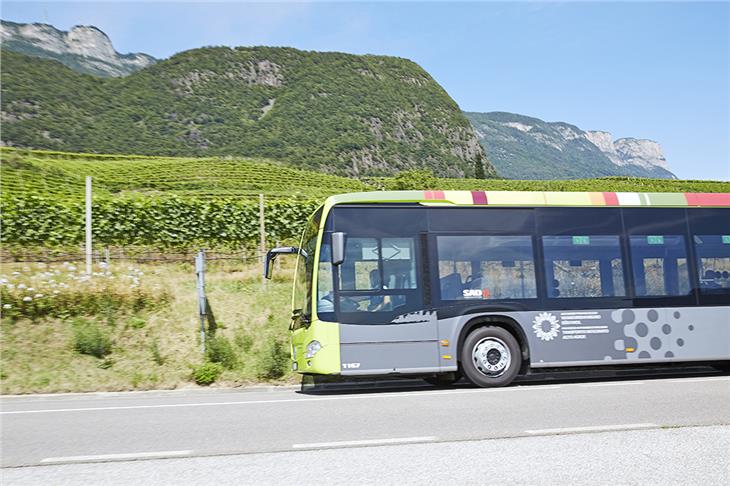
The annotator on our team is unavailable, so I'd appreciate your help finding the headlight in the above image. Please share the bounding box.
[305,340,322,358]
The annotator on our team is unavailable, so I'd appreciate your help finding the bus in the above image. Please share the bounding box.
[264,190,730,387]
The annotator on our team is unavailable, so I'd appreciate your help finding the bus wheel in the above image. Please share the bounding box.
[423,371,461,387]
[462,326,520,387]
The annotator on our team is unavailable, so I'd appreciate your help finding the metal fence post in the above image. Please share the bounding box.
[85,176,92,275]
[195,249,207,355]
[259,193,266,290]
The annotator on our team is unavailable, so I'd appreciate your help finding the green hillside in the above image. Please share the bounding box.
[1,48,494,178]
[0,148,370,200]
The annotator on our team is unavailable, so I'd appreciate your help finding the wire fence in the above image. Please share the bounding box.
[0,248,269,264]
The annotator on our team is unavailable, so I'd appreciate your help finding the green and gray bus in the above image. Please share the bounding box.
[265,190,730,387]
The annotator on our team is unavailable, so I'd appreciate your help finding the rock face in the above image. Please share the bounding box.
[0,20,156,77]
[466,111,676,180]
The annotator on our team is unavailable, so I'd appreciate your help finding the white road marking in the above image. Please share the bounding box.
[525,423,657,435]
[293,436,437,449]
[0,385,561,415]
[40,450,192,463]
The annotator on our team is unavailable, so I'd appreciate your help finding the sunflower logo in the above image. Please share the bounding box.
[532,312,561,341]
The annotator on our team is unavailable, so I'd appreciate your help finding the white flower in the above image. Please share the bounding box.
[3,304,11,309]
[35,294,44,298]
[68,265,77,271]
[17,283,27,290]
[53,290,60,295]
[6,284,14,289]
[27,287,35,292]
[23,296,32,302]
[12,271,20,276]
[0,278,7,284]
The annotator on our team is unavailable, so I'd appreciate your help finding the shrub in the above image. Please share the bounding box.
[205,335,237,370]
[72,320,112,358]
[192,362,223,386]
[256,337,289,380]
[150,339,165,366]
[234,328,254,352]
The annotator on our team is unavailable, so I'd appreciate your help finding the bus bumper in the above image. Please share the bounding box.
[291,319,341,375]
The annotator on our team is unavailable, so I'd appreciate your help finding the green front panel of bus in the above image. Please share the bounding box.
[291,319,341,374]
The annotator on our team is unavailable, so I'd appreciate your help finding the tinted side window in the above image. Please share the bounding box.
[694,235,730,293]
[542,235,625,298]
[629,235,690,297]
[436,235,537,300]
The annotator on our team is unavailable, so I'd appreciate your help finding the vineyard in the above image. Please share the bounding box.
[0,148,370,200]
[2,148,729,250]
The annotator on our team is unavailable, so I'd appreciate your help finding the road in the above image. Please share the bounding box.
[2,373,729,484]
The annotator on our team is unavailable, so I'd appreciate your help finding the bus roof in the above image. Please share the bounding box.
[325,190,730,209]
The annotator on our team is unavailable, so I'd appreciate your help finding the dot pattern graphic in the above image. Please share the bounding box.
[612,308,694,359]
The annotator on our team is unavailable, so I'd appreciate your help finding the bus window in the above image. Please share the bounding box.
[339,238,380,290]
[436,235,537,300]
[316,242,334,314]
[693,235,730,292]
[629,235,690,297]
[335,236,420,315]
[542,235,625,298]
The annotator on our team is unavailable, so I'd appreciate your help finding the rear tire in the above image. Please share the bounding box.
[423,371,461,387]
[461,326,521,387]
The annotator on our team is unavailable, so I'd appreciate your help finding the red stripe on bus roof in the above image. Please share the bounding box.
[471,191,488,205]
[602,192,619,206]
[684,193,730,206]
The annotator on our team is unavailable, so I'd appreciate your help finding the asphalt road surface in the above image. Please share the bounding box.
[2,373,729,485]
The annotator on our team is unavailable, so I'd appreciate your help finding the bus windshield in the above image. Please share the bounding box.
[292,207,322,324]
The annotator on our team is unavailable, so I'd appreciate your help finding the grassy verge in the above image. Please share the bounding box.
[0,259,297,394]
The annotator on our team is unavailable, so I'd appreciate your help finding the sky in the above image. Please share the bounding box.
[3,1,729,180]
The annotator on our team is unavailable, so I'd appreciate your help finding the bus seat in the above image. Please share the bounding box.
[440,273,463,300]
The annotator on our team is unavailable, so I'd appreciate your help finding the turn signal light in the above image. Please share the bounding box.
[441,355,452,360]
[440,340,449,346]
[626,347,635,352]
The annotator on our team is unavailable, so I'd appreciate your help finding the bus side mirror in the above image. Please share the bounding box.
[264,246,301,279]
[332,232,345,266]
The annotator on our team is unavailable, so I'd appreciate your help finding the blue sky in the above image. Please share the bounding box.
[3,1,729,180]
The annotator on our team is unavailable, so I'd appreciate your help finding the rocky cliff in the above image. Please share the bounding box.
[0,20,156,77]
[466,112,676,179]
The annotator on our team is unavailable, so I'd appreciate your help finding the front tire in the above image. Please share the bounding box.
[461,326,521,387]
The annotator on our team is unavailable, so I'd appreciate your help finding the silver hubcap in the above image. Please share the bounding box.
[472,337,511,377]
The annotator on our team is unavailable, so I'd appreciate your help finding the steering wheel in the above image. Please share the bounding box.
[339,296,360,312]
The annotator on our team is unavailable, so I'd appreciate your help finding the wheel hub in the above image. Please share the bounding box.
[473,338,511,377]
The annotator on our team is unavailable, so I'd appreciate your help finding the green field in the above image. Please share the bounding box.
[3,148,728,250]
[3,148,728,202]
[1,148,370,200]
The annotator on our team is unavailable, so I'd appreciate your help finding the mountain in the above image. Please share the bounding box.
[465,112,676,179]
[0,48,494,178]
[0,20,156,77]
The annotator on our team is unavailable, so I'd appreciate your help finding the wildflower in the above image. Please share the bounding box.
[3,304,11,309]
[53,290,60,295]
[12,271,20,276]
[35,294,44,298]
[6,284,14,289]
[27,287,35,292]
[17,283,27,290]
[23,296,32,302]
[0,278,7,284]
[68,265,77,271]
